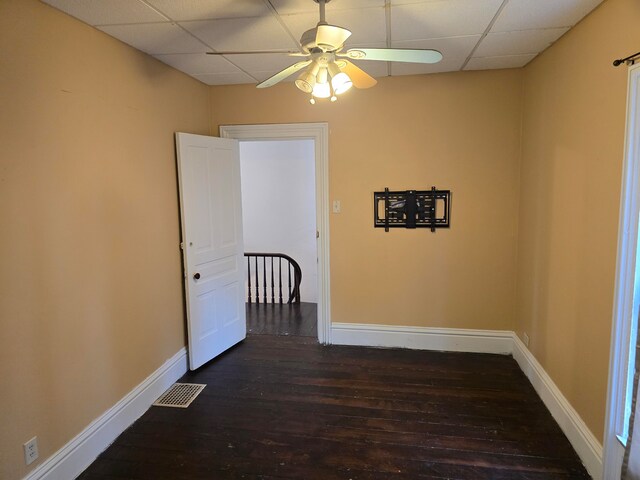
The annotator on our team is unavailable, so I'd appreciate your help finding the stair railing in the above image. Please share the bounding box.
[244,253,302,304]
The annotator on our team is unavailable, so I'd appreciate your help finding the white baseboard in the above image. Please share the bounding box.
[23,347,188,480]
[511,335,603,479]
[331,322,603,479]
[331,322,514,354]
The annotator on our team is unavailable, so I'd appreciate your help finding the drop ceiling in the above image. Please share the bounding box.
[41,0,603,86]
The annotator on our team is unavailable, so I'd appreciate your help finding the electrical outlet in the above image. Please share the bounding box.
[23,436,38,465]
[523,332,530,347]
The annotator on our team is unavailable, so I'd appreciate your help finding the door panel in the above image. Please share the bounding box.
[176,133,246,370]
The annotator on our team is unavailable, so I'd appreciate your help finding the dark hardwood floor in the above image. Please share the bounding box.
[246,302,317,337]
[78,308,590,479]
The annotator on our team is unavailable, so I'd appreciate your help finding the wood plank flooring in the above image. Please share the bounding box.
[246,302,317,337]
[78,309,590,479]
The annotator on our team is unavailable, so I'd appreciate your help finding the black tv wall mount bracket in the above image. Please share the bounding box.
[374,187,451,232]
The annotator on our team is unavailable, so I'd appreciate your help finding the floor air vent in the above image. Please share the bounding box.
[153,383,205,408]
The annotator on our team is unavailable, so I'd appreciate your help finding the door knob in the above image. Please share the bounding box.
[193,273,201,280]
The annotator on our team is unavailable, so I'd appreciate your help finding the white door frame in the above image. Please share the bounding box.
[220,123,332,344]
[604,63,640,479]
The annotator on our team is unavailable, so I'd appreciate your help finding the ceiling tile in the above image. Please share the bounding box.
[42,0,168,25]
[193,72,257,85]
[491,0,604,32]
[475,28,569,57]
[153,53,241,74]
[271,0,385,16]
[390,35,480,75]
[180,16,298,52]
[145,0,272,21]
[98,23,207,54]
[348,41,387,49]
[464,53,537,70]
[391,0,503,41]
[280,7,386,46]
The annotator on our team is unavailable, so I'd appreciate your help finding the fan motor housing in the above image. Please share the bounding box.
[300,28,319,53]
[300,26,344,53]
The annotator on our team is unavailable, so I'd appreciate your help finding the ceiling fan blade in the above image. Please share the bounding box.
[340,60,377,89]
[256,60,312,89]
[316,24,352,50]
[206,50,304,55]
[344,48,443,64]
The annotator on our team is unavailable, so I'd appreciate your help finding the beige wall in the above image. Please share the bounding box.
[0,1,210,478]
[517,0,640,442]
[211,69,523,331]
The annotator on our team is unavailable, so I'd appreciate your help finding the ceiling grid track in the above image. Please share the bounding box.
[460,0,510,71]
[134,0,171,22]
[182,23,261,82]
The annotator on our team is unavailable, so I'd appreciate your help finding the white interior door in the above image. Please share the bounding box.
[175,133,246,370]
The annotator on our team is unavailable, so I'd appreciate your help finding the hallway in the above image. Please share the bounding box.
[246,302,317,338]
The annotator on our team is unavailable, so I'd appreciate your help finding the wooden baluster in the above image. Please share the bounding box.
[288,263,292,303]
[255,256,259,304]
[270,257,275,303]
[247,256,252,304]
[263,256,267,303]
[278,257,283,304]
[245,253,302,305]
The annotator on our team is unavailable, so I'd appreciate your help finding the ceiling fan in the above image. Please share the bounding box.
[207,0,443,103]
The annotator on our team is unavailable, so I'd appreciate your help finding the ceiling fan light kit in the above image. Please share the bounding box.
[208,0,443,104]
[294,51,353,103]
[328,62,352,94]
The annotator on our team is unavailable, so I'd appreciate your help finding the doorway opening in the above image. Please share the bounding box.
[220,123,332,344]
[239,139,318,338]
